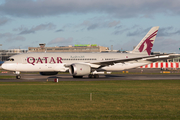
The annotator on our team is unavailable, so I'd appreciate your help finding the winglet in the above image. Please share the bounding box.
[132,26,159,55]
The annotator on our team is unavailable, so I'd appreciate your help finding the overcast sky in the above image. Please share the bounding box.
[0,0,180,53]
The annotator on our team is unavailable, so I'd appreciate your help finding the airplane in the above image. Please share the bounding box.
[1,26,180,79]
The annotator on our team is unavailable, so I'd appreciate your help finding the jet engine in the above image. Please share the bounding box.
[40,72,58,76]
[69,63,91,76]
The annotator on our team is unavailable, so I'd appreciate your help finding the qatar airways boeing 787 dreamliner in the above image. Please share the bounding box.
[1,26,179,79]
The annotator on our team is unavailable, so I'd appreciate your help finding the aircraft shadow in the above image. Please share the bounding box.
[104,74,125,78]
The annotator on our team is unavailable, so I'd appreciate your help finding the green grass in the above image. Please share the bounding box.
[0,80,180,119]
[0,76,15,79]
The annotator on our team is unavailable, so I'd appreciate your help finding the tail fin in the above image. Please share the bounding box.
[132,26,159,55]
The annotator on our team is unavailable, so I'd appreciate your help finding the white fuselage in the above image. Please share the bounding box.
[2,52,152,72]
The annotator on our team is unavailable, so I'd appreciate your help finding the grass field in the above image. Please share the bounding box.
[0,76,16,79]
[0,80,180,120]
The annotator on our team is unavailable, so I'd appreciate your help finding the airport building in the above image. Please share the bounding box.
[28,44,109,53]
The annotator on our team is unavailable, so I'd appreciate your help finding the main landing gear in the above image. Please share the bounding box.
[88,74,99,78]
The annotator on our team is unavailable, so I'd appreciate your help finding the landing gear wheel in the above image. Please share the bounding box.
[88,74,93,78]
[16,75,21,79]
[88,74,99,78]
[94,74,99,78]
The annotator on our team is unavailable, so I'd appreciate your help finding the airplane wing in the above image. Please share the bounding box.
[90,54,180,67]
[144,54,180,62]
[64,55,154,68]
[90,56,153,66]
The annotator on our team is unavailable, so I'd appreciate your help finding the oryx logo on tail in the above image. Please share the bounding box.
[138,30,158,55]
[132,26,159,55]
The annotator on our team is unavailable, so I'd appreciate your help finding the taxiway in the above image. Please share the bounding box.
[0,73,180,82]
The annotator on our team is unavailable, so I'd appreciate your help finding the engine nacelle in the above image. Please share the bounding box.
[40,72,58,76]
[69,64,91,76]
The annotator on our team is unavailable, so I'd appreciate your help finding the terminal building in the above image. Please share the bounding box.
[28,44,109,53]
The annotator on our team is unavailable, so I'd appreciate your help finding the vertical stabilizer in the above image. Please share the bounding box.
[132,26,159,55]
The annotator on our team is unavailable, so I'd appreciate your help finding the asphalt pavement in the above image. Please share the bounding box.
[0,73,180,82]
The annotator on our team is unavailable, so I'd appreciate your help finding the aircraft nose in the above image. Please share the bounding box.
[1,63,7,70]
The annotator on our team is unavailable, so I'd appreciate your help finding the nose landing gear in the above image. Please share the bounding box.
[16,75,21,79]
[14,71,21,79]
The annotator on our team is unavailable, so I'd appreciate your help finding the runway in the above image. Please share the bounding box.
[1,73,180,82]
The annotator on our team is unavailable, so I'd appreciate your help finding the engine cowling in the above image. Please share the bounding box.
[40,72,58,76]
[69,64,91,76]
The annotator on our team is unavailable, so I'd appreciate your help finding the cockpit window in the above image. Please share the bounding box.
[7,58,14,61]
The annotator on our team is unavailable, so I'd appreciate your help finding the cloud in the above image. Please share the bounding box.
[157,27,180,37]
[113,28,129,35]
[55,29,64,32]
[113,25,151,36]
[79,17,120,30]
[153,37,180,53]
[19,30,35,34]
[87,24,98,30]
[33,23,56,31]
[0,17,11,26]
[16,23,56,34]
[1,0,179,18]
[112,25,128,35]
[0,32,26,42]
[0,33,13,38]
[108,21,121,27]
[127,27,151,36]
[6,36,26,42]
[48,37,73,45]
[125,26,180,37]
